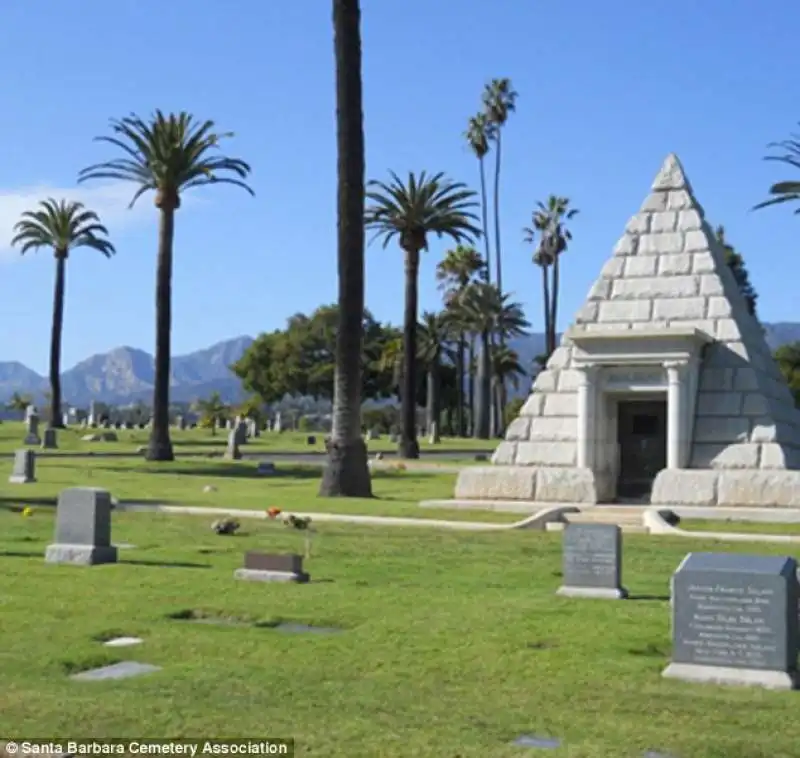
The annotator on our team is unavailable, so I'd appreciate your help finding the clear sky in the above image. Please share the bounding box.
[1,0,798,374]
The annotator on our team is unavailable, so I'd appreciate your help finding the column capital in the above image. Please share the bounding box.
[662,360,687,371]
[575,364,600,384]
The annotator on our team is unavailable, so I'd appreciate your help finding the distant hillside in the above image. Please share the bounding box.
[0,324,798,406]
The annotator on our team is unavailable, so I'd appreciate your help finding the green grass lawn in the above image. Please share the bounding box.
[0,456,518,523]
[0,421,495,456]
[679,518,800,536]
[1,509,796,757]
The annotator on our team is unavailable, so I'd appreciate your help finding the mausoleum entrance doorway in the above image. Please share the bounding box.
[616,398,667,502]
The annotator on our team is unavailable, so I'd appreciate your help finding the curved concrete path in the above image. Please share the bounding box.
[116,502,579,532]
[645,507,800,544]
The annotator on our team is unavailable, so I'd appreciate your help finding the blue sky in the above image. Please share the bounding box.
[1,0,798,374]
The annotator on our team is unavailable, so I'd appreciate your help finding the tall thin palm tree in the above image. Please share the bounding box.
[366,171,480,458]
[11,199,115,429]
[319,0,372,495]
[524,195,578,358]
[78,111,253,461]
[753,127,800,215]
[436,245,486,436]
[460,283,528,438]
[482,78,517,296]
[464,113,494,283]
[417,311,452,443]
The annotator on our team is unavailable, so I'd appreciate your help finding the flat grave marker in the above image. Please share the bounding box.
[234,551,309,583]
[662,552,799,690]
[71,661,160,681]
[556,523,627,599]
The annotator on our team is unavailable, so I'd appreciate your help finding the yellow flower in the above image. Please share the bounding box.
[21,507,33,517]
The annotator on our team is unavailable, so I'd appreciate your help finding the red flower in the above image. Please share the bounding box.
[267,507,282,519]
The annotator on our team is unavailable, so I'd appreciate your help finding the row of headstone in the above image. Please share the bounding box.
[557,523,799,690]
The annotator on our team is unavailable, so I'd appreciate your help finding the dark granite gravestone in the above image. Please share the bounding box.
[662,552,799,690]
[41,428,58,449]
[45,487,118,566]
[8,449,35,483]
[556,523,627,599]
[235,551,309,583]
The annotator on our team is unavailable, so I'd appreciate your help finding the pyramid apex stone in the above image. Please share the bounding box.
[652,153,690,192]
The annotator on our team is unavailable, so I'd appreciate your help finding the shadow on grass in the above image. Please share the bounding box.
[0,497,57,510]
[172,440,227,449]
[102,463,323,480]
[628,594,670,602]
[0,550,41,559]
[120,559,211,569]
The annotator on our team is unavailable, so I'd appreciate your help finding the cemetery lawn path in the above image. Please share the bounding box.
[679,518,800,536]
[0,510,796,758]
[0,422,493,455]
[0,457,521,523]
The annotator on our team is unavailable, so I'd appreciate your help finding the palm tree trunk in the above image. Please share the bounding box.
[456,334,465,436]
[425,367,434,434]
[400,249,421,459]
[430,359,441,443]
[146,206,176,461]
[474,330,491,439]
[467,337,475,436]
[320,0,372,496]
[549,250,560,356]
[479,156,492,283]
[541,262,552,359]
[493,130,503,296]
[48,254,66,429]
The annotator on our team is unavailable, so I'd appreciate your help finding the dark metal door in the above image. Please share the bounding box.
[616,400,667,502]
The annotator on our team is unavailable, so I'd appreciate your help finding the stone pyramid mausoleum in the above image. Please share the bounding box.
[455,154,800,507]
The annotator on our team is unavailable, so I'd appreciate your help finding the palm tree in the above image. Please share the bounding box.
[464,113,494,283]
[754,128,800,215]
[417,311,451,443]
[320,0,372,495]
[6,392,33,412]
[366,171,480,458]
[11,199,115,429]
[195,391,227,435]
[436,245,486,436]
[492,344,525,432]
[460,283,528,438]
[78,111,253,462]
[524,195,578,358]
[482,78,518,296]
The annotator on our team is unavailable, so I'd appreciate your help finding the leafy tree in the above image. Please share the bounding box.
[6,392,33,412]
[482,78,517,296]
[775,343,800,407]
[524,196,578,360]
[436,245,486,435]
[79,111,253,462]
[714,226,758,318]
[503,396,524,428]
[366,171,480,458]
[321,0,372,496]
[11,199,115,429]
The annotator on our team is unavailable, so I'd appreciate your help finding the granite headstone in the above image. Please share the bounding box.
[234,551,309,583]
[556,523,627,599]
[45,487,118,565]
[9,449,35,483]
[662,552,798,690]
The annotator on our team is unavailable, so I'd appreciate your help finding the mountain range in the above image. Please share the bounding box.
[2,323,800,407]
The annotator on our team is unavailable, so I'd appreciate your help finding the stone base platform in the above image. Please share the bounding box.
[662,662,797,690]
[652,469,800,507]
[45,544,118,565]
[454,466,598,503]
[556,585,628,600]
[234,568,309,583]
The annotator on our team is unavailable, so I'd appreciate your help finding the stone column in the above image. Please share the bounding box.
[576,366,598,469]
[664,361,684,469]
